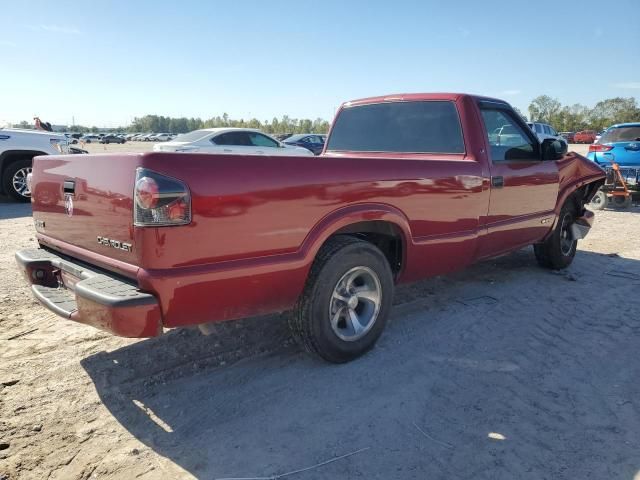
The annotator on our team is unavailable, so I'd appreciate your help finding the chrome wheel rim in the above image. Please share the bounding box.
[12,167,32,198]
[560,213,575,256]
[329,266,381,342]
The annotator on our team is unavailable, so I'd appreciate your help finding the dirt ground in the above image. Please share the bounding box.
[1,158,640,479]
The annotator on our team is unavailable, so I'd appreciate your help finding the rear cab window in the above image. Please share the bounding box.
[326,101,465,154]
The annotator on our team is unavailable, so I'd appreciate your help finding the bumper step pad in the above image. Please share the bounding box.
[15,248,162,337]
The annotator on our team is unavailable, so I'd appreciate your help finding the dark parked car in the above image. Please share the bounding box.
[99,134,126,144]
[283,134,326,155]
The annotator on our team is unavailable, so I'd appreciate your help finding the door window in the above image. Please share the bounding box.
[543,125,552,135]
[248,132,279,148]
[480,109,539,161]
[535,123,544,134]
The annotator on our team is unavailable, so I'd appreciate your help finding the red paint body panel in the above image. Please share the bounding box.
[25,93,606,336]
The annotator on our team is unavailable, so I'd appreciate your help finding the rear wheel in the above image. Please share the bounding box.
[2,159,32,202]
[589,189,607,210]
[290,236,394,363]
[534,201,578,270]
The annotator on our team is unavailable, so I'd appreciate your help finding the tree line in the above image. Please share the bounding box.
[128,114,332,135]
[526,96,639,132]
[12,95,639,134]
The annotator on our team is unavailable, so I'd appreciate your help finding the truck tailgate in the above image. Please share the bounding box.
[31,154,143,274]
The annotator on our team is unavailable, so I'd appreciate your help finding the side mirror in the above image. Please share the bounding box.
[541,138,567,160]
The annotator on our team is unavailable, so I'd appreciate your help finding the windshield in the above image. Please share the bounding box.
[171,130,211,142]
[600,126,640,143]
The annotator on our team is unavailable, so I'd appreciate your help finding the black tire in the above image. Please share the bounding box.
[612,195,632,209]
[290,235,394,363]
[590,189,607,210]
[2,158,32,202]
[534,201,578,270]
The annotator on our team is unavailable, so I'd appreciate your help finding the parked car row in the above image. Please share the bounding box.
[128,133,175,142]
[526,126,609,145]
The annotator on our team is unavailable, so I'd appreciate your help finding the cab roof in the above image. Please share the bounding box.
[342,92,508,108]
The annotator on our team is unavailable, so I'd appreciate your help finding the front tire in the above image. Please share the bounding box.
[2,158,32,202]
[534,202,578,270]
[290,236,394,363]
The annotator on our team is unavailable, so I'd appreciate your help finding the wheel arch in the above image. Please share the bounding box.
[300,204,412,281]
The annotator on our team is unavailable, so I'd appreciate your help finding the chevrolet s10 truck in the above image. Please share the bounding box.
[16,93,606,363]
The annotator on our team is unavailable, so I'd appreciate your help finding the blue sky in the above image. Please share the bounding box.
[1,0,639,127]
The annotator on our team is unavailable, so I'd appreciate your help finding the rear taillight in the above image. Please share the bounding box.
[589,144,613,153]
[134,168,191,226]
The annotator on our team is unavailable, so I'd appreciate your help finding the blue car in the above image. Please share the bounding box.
[283,134,326,155]
[587,123,640,167]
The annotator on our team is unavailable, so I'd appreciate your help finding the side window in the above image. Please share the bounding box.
[249,133,279,148]
[213,132,251,146]
[307,136,323,144]
[480,109,539,161]
[535,123,544,134]
[212,133,231,145]
[543,125,552,135]
[549,127,558,136]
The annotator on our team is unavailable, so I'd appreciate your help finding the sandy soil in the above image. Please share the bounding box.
[1,181,639,479]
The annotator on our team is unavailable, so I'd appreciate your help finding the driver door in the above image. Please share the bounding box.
[477,106,560,258]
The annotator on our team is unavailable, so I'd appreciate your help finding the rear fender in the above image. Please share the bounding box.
[299,203,412,277]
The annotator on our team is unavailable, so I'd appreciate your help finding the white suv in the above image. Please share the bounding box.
[0,129,70,202]
[527,122,567,147]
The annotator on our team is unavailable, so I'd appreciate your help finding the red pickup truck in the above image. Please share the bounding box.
[16,93,605,363]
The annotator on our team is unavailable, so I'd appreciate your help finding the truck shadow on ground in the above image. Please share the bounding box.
[0,200,31,220]
[81,248,640,479]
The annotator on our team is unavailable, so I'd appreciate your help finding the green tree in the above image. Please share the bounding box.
[589,97,640,130]
[528,95,562,124]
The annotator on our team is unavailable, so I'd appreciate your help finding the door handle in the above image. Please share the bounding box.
[491,176,504,188]
[223,149,232,153]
